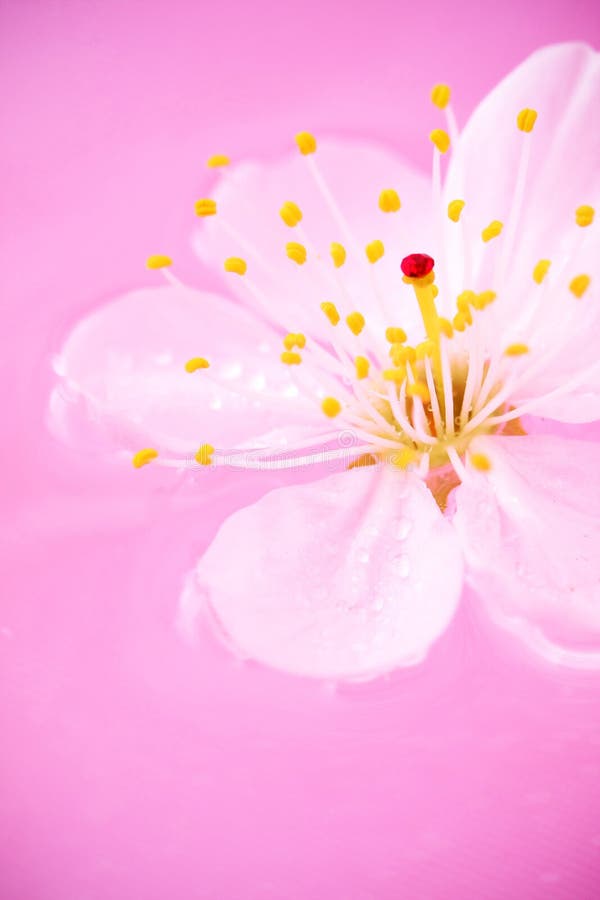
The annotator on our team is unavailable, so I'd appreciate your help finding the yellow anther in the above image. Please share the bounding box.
[365,240,384,263]
[430,129,450,154]
[295,131,317,155]
[415,339,435,360]
[431,285,439,299]
[330,242,346,268]
[517,108,537,133]
[346,311,365,336]
[383,367,407,384]
[431,83,451,109]
[575,205,595,227]
[438,317,453,339]
[385,326,407,344]
[283,332,306,350]
[389,344,416,366]
[532,259,551,285]
[389,343,404,366]
[321,397,342,418]
[457,290,476,308]
[146,254,172,269]
[481,220,503,242]
[456,294,473,325]
[224,257,247,275]
[504,343,529,356]
[132,448,158,469]
[207,154,230,168]
[321,302,340,326]
[453,311,469,332]
[393,447,418,469]
[570,274,591,298]
[378,189,401,213]
[286,242,307,265]
[280,201,303,227]
[477,290,497,308]
[447,199,465,222]
[195,443,215,466]
[280,351,302,365]
[406,382,430,402]
[185,357,210,372]
[355,356,370,380]
[194,198,217,217]
[470,452,492,471]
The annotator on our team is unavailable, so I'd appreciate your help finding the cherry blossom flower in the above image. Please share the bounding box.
[52,43,600,680]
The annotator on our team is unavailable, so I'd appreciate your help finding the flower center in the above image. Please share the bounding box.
[137,93,594,497]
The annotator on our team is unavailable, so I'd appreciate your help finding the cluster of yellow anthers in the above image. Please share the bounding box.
[137,84,594,478]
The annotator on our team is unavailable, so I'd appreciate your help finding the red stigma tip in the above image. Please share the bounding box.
[401,253,435,279]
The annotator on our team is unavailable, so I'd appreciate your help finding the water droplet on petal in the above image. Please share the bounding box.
[391,554,411,578]
[393,516,412,540]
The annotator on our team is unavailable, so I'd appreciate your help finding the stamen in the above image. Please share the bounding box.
[389,344,415,366]
[393,448,419,470]
[423,356,443,435]
[438,318,453,338]
[383,367,406,384]
[533,259,551,283]
[430,84,451,109]
[576,205,595,227]
[446,446,467,481]
[453,311,468,332]
[385,327,407,344]
[224,257,247,275]
[570,274,591,298]
[355,356,370,379]
[406,382,430,402]
[481,220,503,242]
[516,108,538,133]
[286,242,307,265]
[429,129,450,154]
[195,199,217,217]
[184,357,210,372]
[456,292,474,325]
[132,448,158,468]
[365,240,385,263]
[504,343,529,356]
[416,339,436,359]
[321,302,340,326]
[283,333,306,350]
[195,444,215,465]
[295,132,317,155]
[321,397,342,418]
[207,154,230,168]
[378,189,401,213]
[280,351,302,365]
[330,242,346,268]
[146,254,173,269]
[470,452,492,471]
[346,312,366,336]
[447,199,465,222]
[280,201,303,227]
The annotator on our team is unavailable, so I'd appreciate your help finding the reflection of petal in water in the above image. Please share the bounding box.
[177,571,252,664]
[487,606,600,672]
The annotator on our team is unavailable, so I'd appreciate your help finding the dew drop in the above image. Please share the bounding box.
[393,516,412,540]
[391,554,411,578]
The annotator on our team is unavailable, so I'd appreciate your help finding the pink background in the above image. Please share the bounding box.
[2,1,600,897]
